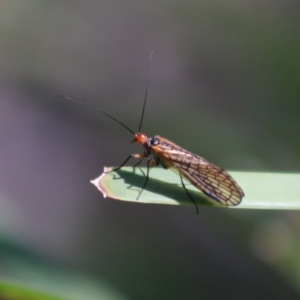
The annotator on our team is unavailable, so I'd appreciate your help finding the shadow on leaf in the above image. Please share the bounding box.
[111,167,226,208]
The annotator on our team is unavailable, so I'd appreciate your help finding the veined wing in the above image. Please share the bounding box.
[152,136,244,206]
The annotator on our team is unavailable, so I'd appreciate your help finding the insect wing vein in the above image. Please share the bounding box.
[152,138,244,206]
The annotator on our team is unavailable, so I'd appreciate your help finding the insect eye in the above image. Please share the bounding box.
[150,137,160,146]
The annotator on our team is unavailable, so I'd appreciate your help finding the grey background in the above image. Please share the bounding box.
[0,1,300,299]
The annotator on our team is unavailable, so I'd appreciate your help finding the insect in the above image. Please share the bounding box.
[56,53,244,213]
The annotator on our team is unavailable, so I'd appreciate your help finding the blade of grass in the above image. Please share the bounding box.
[0,280,66,300]
[91,167,300,209]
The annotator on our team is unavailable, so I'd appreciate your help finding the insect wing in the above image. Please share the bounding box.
[151,137,244,206]
[177,159,244,206]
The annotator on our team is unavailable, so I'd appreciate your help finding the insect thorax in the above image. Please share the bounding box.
[147,135,160,147]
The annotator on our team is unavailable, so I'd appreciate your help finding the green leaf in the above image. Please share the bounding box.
[91,167,300,209]
[0,280,65,300]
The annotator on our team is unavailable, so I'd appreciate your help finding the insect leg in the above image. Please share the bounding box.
[180,172,199,215]
[105,153,145,173]
[133,150,151,168]
[136,157,151,200]
[105,152,154,201]
[133,159,143,168]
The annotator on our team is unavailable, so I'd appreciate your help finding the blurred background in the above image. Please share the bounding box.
[0,1,300,299]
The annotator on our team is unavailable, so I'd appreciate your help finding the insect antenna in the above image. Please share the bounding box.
[53,95,135,135]
[138,51,154,132]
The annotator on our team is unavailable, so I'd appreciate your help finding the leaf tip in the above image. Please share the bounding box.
[90,167,108,198]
